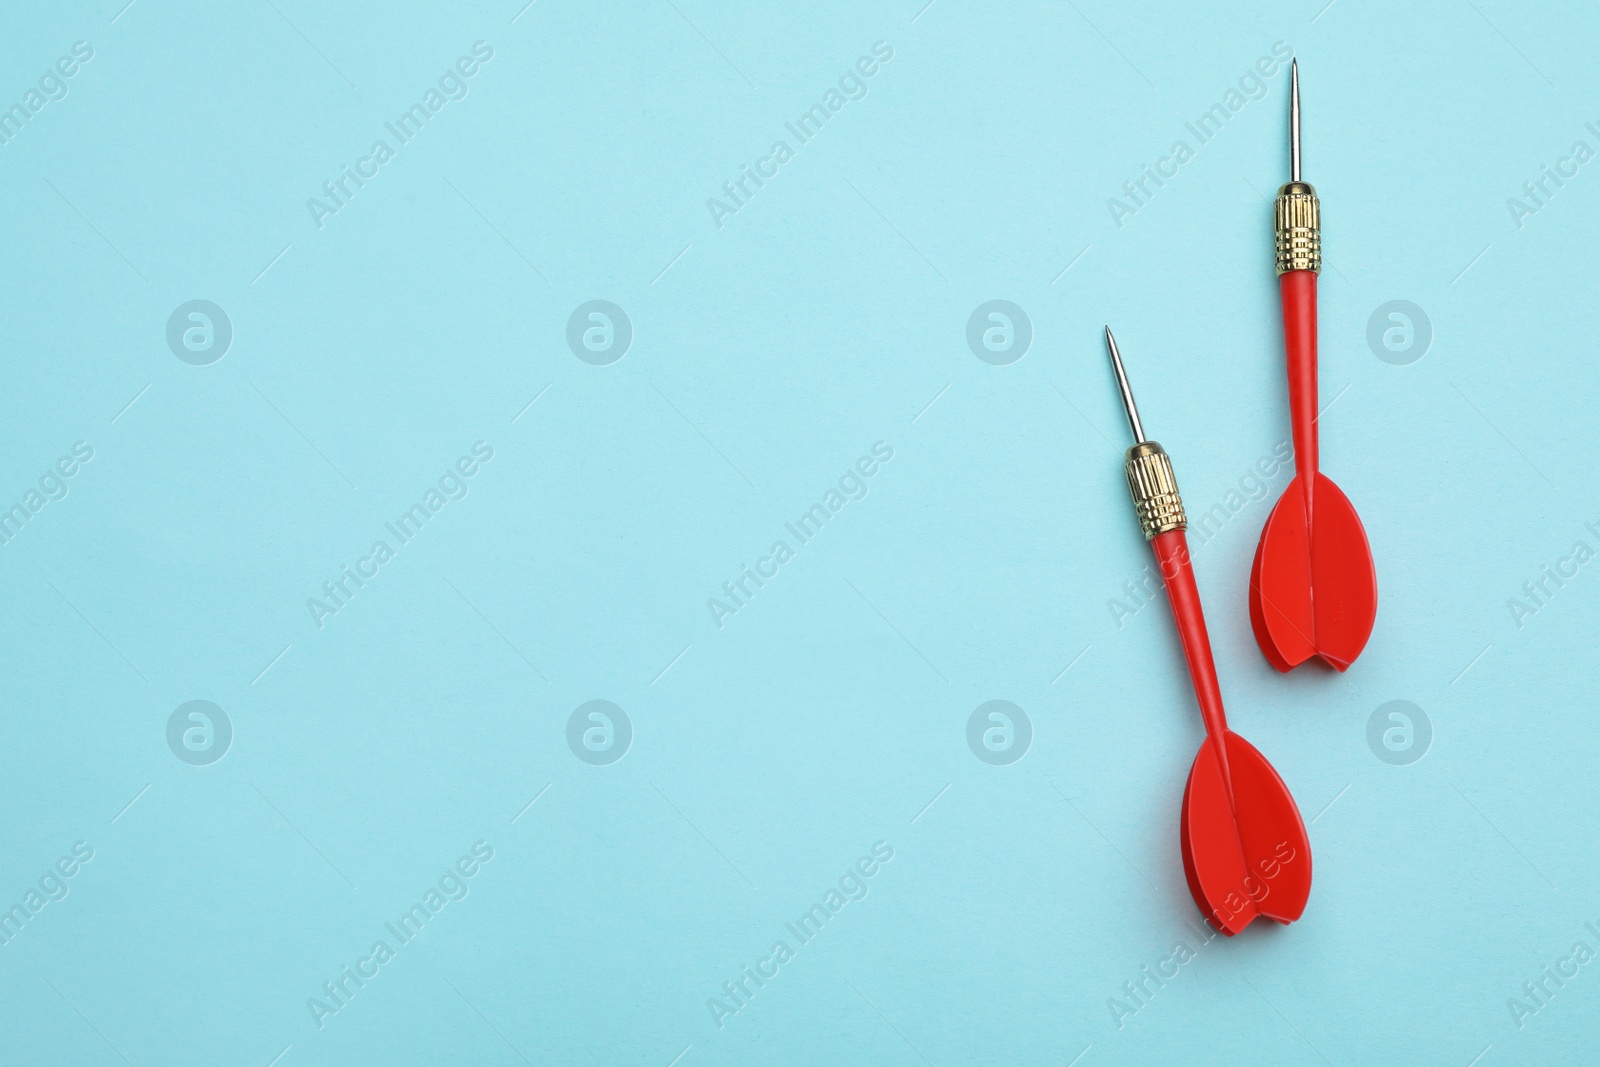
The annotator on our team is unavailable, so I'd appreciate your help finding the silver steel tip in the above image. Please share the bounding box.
[1103,327,1146,444]
[1289,59,1301,182]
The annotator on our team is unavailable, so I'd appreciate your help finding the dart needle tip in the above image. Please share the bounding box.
[1102,326,1146,444]
[1289,58,1301,182]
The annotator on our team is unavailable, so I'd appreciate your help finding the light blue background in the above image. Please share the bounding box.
[1,0,1596,1063]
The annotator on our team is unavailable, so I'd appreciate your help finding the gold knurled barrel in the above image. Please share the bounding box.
[1274,180,1321,275]
[1124,441,1185,539]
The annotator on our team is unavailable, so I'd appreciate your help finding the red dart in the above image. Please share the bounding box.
[1249,60,1377,673]
[1105,328,1311,935]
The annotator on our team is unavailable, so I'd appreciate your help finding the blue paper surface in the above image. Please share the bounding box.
[1,1,1596,1063]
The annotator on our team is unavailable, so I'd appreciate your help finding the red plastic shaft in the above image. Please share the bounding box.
[1150,530,1228,741]
[1280,269,1319,511]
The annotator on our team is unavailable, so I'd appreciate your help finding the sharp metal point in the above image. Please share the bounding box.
[1290,58,1301,182]
[1103,326,1146,444]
